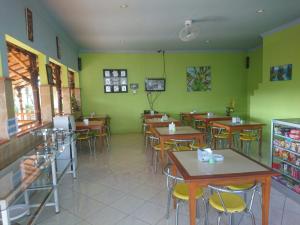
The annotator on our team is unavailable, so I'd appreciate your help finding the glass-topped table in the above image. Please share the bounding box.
[0,129,77,225]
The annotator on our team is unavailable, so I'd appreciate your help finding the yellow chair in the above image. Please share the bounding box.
[190,143,207,151]
[210,127,229,149]
[208,184,258,225]
[149,136,172,173]
[173,139,194,151]
[164,165,207,225]
[240,130,258,155]
[89,126,110,152]
[75,129,93,154]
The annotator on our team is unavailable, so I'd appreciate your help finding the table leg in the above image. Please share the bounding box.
[160,138,165,166]
[259,128,262,157]
[228,130,232,149]
[261,177,271,225]
[188,183,197,225]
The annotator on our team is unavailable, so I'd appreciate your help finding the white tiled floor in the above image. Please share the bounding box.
[36,134,300,225]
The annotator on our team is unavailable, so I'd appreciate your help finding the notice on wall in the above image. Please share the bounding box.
[7,118,18,136]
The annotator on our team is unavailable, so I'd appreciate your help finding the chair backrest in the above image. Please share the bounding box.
[163,164,184,191]
[210,127,225,136]
[149,135,159,147]
[172,139,194,151]
[208,183,258,213]
[75,129,90,139]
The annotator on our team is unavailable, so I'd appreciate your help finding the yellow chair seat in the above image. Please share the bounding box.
[227,183,255,190]
[190,143,207,150]
[145,131,153,135]
[240,135,256,141]
[164,140,175,145]
[153,144,172,151]
[214,133,229,139]
[173,183,204,201]
[209,192,246,213]
[176,146,191,151]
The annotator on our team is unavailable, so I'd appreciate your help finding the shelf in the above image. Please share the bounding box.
[273,156,300,170]
[272,144,300,156]
[273,168,300,183]
[273,133,300,143]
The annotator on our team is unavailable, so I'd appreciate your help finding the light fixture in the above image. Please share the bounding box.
[256,9,264,13]
[120,4,128,8]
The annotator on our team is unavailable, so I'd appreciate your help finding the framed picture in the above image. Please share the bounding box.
[145,78,165,92]
[56,36,61,59]
[186,66,211,92]
[270,64,292,81]
[46,64,54,85]
[103,69,128,93]
[25,8,33,42]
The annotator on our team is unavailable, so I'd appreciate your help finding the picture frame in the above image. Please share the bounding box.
[270,64,292,81]
[46,64,54,85]
[56,36,61,59]
[145,78,166,92]
[25,8,33,42]
[103,69,128,93]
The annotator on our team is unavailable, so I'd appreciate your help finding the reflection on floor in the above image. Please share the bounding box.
[34,133,299,225]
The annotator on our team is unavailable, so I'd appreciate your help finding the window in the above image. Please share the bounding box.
[49,62,63,115]
[7,42,41,130]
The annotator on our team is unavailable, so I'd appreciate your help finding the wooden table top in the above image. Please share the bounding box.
[180,112,207,116]
[213,120,265,127]
[145,117,180,124]
[194,114,232,120]
[154,126,201,136]
[168,149,277,180]
[76,121,104,129]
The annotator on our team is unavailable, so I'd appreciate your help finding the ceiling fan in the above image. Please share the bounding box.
[178,16,224,42]
[179,20,200,42]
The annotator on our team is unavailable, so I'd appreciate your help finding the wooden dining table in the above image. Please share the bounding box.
[152,126,205,165]
[168,149,278,225]
[193,114,232,130]
[180,112,207,125]
[212,120,265,156]
[145,117,181,130]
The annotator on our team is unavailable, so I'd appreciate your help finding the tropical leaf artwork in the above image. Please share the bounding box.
[186,66,211,92]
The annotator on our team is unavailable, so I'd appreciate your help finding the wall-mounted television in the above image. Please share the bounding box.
[145,78,166,92]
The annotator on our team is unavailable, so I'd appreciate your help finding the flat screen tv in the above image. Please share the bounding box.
[145,78,166,91]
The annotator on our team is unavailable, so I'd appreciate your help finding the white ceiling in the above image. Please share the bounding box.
[41,0,300,52]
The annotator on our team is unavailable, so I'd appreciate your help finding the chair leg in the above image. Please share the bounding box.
[175,201,180,225]
[166,190,172,219]
[217,213,222,225]
[106,135,110,151]
[229,214,233,225]
[154,151,158,173]
[88,140,92,155]
[249,211,256,225]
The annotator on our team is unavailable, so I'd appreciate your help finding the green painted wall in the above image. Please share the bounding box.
[249,24,300,159]
[79,52,248,134]
[246,47,263,117]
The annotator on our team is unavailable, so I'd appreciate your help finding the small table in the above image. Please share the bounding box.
[83,114,110,126]
[212,120,265,156]
[145,118,181,130]
[168,149,278,225]
[180,112,207,125]
[193,114,232,130]
[143,113,166,119]
[152,126,205,165]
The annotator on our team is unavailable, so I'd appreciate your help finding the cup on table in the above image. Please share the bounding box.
[83,118,89,125]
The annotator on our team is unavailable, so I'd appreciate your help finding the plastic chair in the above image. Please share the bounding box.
[75,129,93,154]
[210,127,229,149]
[163,164,207,225]
[207,184,258,225]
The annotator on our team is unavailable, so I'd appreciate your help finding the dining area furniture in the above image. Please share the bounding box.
[193,114,232,130]
[145,117,181,130]
[180,112,206,126]
[168,149,278,225]
[152,126,205,166]
[212,120,265,156]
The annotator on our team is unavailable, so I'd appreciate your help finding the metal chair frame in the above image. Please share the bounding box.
[75,129,93,154]
[163,164,207,225]
[208,184,258,225]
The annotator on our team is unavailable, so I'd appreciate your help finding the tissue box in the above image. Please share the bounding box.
[197,149,211,161]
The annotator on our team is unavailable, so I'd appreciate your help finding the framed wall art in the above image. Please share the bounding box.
[186,66,211,92]
[270,64,292,81]
[103,69,128,93]
[25,8,33,41]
